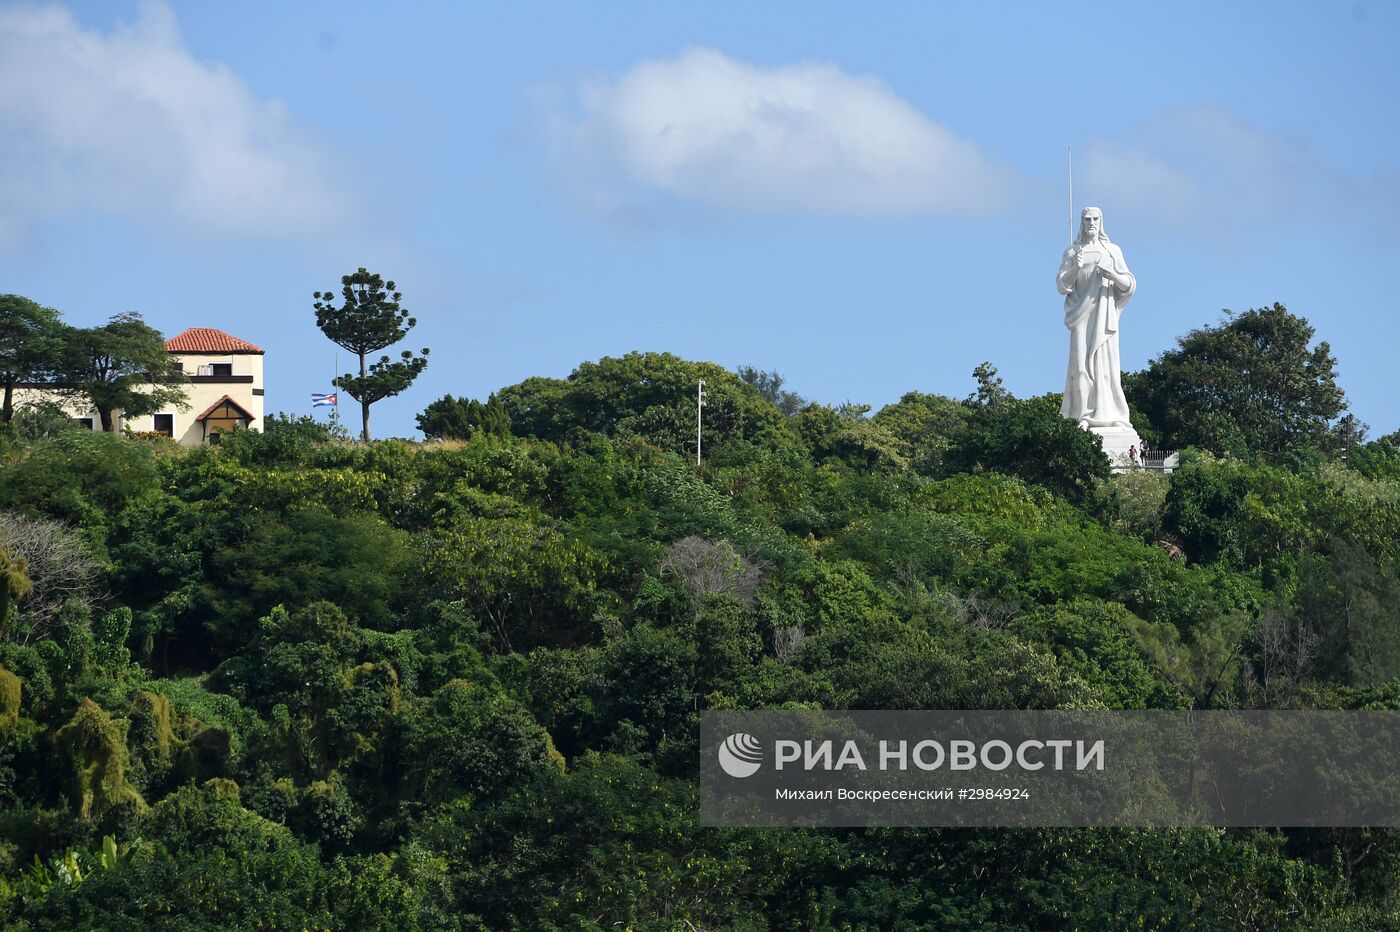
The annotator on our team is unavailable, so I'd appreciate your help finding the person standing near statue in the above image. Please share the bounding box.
[1057,206,1136,430]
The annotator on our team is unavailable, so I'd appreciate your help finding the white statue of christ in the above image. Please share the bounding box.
[1057,206,1135,429]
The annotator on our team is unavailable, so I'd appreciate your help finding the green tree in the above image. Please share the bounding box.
[398,679,557,806]
[9,400,84,442]
[0,295,65,423]
[1127,303,1346,456]
[947,391,1109,506]
[796,403,909,471]
[1161,451,1322,580]
[422,516,606,652]
[313,268,430,442]
[1348,432,1400,482]
[735,365,806,415]
[872,390,969,475]
[0,547,31,636]
[0,429,161,530]
[193,505,413,657]
[968,360,1010,407]
[4,781,426,929]
[415,394,509,441]
[58,313,189,433]
[1013,600,1182,708]
[1299,537,1400,687]
[494,352,793,456]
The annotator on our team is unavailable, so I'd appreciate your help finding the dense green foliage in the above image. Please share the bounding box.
[57,312,191,434]
[1127,303,1346,457]
[0,296,64,424]
[0,330,1396,928]
[0,300,187,434]
[416,394,511,442]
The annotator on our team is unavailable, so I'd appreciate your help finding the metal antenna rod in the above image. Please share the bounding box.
[696,379,706,466]
[1068,146,1074,243]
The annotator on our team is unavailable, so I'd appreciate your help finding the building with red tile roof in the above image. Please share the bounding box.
[163,328,265,355]
[15,326,265,446]
[157,328,265,445]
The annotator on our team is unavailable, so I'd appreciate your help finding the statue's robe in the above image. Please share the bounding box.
[1057,239,1136,428]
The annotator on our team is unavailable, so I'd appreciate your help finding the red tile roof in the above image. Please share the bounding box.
[194,394,256,421]
[164,328,264,354]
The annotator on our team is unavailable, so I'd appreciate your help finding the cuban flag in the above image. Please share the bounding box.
[312,392,338,408]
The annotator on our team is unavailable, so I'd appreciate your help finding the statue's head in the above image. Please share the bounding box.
[1079,207,1102,240]
[1078,206,1107,245]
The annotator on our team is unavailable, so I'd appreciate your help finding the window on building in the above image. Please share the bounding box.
[75,418,93,429]
[168,361,184,378]
[211,363,233,377]
[153,413,174,437]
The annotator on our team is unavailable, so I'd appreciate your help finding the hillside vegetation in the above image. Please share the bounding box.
[3,310,1400,928]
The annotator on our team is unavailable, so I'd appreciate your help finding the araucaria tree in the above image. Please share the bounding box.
[314,268,430,441]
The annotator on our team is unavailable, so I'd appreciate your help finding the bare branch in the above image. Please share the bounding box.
[0,511,104,643]
[658,537,765,608]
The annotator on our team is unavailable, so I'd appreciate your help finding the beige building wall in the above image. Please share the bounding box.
[125,351,265,445]
[10,330,264,447]
[7,386,108,431]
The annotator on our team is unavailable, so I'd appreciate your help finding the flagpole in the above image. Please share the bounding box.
[329,350,340,432]
[1067,146,1074,244]
[696,379,705,466]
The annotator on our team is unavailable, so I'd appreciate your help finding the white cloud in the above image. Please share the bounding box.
[1079,108,1319,232]
[545,48,1018,221]
[0,1,352,251]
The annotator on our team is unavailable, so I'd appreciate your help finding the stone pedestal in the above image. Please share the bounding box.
[1091,424,1142,473]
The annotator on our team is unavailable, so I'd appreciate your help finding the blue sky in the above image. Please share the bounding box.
[2,1,1397,437]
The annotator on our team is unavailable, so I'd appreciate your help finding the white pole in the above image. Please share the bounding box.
[696,379,706,466]
[1067,146,1074,243]
[332,350,341,431]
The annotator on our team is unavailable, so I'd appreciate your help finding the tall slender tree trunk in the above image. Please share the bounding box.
[358,350,371,441]
[98,406,116,432]
[2,380,13,423]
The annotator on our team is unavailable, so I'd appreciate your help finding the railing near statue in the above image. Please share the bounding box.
[1123,450,1180,475]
